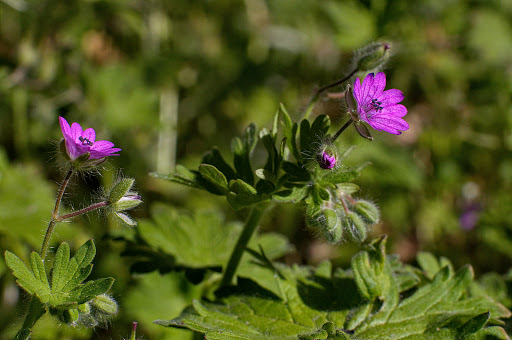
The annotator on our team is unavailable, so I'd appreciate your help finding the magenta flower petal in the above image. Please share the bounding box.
[351,72,409,135]
[59,116,121,162]
[82,128,96,142]
[378,89,404,106]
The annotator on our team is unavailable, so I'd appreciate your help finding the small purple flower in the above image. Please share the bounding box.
[459,202,481,231]
[352,72,409,135]
[59,116,121,161]
[318,151,336,169]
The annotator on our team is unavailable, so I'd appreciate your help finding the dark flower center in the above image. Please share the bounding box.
[79,136,94,146]
[371,98,383,112]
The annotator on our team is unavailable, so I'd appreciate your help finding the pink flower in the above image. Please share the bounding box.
[59,116,121,161]
[352,72,409,135]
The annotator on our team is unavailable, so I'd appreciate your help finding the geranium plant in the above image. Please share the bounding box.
[4,117,141,339]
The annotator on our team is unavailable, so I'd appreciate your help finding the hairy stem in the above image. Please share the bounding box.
[58,201,110,221]
[17,168,75,338]
[220,203,268,287]
[40,167,74,259]
[303,67,358,120]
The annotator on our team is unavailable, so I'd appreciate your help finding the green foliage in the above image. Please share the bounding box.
[124,271,201,340]
[4,240,116,327]
[157,237,510,339]
[132,204,292,272]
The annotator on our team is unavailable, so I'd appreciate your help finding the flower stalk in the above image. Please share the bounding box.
[58,201,110,221]
[220,203,268,287]
[330,119,354,143]
[40,167,74,259]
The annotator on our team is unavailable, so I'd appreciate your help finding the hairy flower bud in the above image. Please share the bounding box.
[343,211,367,243]
[356,42,391,72]
[353,200,380,225]
[109,178,142,211]
[317,151,337,170]
[306,208,343,244]
[108,178,142,225]
[92,294,119,317]
[90,294,118,324]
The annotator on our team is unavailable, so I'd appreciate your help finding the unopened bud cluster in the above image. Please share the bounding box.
[51,294,118,328]
[306,194,379,244]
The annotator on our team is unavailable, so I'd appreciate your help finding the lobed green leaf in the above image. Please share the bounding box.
[4,251,51,303]
[158,236,511,339]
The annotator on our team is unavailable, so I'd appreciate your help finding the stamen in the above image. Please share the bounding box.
[79,136,93,146]
[371,98,383,112]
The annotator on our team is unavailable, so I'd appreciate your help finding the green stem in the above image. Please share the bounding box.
[303,67,358,120]
[220,203,268,287]
[40,167,74,259]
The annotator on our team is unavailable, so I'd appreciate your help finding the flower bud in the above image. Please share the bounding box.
[307,208,343,244]
[92,294,119,316]
[91,294,118,324]
[343,211,367,243]
[109,178,142,215]
[317,151,337,170]
[353,200,380,225]
[356,42,391,72]
[131,321,138,340]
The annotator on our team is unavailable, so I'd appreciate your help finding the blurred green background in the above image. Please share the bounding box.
[0,0,511,338]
